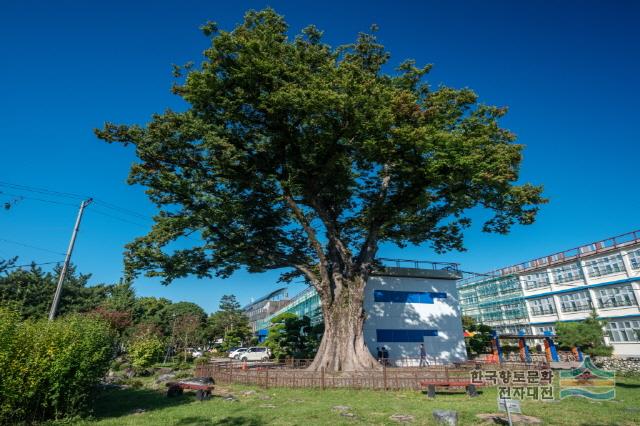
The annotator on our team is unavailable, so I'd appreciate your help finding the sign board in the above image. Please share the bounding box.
[498,398,522,414]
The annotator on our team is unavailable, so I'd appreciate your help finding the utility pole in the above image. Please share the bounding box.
[48,198,92,321]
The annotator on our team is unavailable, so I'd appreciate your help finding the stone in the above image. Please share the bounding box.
[332,405,351,411]
[132,408,146,415]
[222,394,238,402]
[156,373,176,383]
[341,412,356,418]
[433,410,457,426]
[260,404,276,408]
[389,414,415,423]
[241,390,257,396]
[124,368,136,379]
[476,413,542,424]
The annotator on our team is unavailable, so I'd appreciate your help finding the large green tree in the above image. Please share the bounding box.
[206,294,251,348]
[96,9,545,371]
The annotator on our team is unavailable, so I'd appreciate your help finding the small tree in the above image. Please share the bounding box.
[462,316,493,356]
[264,313,323,360]
[128,335,164,372]
[206,294,251,347]
[555,312,613,357]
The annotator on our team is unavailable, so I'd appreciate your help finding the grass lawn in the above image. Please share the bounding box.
[72,375,640,425]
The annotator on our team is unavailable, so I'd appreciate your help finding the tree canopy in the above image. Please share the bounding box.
[96,8,545,370]
[96,8,545,286]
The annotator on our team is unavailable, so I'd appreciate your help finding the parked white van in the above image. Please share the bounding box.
[239,347,270,362]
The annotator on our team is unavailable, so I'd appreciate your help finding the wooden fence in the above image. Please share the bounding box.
[195,359,549,391]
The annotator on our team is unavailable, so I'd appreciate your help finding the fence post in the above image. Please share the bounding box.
[265,367,269,389]
[321,367,325,390]
[383,363,387,391]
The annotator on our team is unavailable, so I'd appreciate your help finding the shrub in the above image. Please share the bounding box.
[128,335,165,372]
[0,307,115,423]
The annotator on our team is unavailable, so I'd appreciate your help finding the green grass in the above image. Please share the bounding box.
[71,376,640,425]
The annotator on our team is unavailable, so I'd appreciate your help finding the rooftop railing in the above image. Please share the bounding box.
[460,229,640,284]
[376,258,460,272]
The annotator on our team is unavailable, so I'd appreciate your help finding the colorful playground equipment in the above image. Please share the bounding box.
[489,330,566,363]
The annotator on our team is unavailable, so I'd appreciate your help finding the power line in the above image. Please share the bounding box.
[0,238,66,256]
[0,181,153,221]
[0,181,86,201]
[2,261,63,270]
[0,191,78,207]
[90,208,151,228]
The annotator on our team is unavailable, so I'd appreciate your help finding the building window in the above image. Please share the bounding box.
[585,254,626,278]
[627,249,640,270]
[559,291,592,313]
[606,319,640,342]
[373,290,447,304]
[502,303,527,319]
[522,272,551,290]
[529,297,556,316]
[376,329,438,342]
[536,325,555,335]
[551,263,583,284]
[597,285,637,308]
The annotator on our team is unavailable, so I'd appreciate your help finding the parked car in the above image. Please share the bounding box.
[228,347,248,359]
[239,347,271,362]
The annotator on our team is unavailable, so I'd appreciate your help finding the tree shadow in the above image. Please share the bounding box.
[214,416,265,426]
[91,386,193,419]
[616,382,640,389]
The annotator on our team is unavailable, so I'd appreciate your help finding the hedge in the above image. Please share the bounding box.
[0,308,115,423]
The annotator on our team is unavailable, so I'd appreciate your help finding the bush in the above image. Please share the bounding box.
[128,335,165,372]
[0,307,115,423]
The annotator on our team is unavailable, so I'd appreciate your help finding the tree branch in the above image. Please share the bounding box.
[308,199,353,273]
[356,165,392,269]
[283,191,331,284]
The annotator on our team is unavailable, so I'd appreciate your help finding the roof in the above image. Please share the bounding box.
[242,287,288,311]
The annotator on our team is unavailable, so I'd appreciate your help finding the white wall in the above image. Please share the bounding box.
[363,275,467,365]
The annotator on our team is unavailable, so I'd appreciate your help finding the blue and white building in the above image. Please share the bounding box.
[458,230,640,356]
[252,259,467,364]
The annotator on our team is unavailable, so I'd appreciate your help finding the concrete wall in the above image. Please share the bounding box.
[363,275,467,365]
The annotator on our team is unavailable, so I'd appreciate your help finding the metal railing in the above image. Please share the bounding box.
[461,229,640,281]
[377,258,460,272]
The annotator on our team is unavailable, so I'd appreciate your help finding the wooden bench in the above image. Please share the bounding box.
[166,377,215,401]
[419,379,483,398]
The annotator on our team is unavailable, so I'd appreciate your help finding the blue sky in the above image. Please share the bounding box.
[1,0,638,314]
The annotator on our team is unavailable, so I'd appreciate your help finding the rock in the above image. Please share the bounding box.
[156,373,176,383]
[594,356,640,375]
[476,413,542,424]
[332,405,351,411]
[433,410,457,425]
[389,414,415,423]
[132,408,146,415]
[124,368,136,379]
[222,394,238,402]
[260,404,276,408]
[341,412,356,418]
[241,390,257,396]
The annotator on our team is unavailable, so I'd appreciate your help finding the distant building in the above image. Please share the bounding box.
[242,288,289,340]
[252,259,467,364]
[457,230,640,356]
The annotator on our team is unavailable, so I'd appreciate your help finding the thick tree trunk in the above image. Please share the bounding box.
[308,277,380,372]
